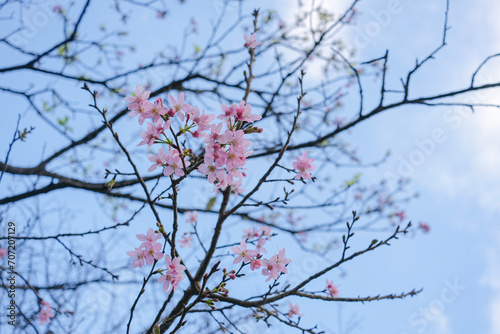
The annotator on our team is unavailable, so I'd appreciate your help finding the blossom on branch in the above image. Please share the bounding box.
[37,300,55,325]
[244,33,262,49]
[292,151,316,180]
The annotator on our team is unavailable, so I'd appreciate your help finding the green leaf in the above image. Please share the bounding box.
[57,116,69,126]
[206,197,216,211]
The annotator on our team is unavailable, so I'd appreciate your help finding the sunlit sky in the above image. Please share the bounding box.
[1,0,499,333]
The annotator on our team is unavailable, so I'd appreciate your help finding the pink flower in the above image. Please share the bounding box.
[37,300,55,325]
[158,255,186,292]
[261,248,291,281]
[204,123,223,144]
[326,279,339,297]
[234,101,261,123]
[143,241,163,265]
[218,101,261,125]
[287,303,302,318]
[186,105,215,133]
[165,255,186,274]
[198,163,227,185]
[178,234,192,248]
[231,240,258,264]
[147,147,168,172]
[136,228,162,247]
[292,151,316,180]
[255,238,267,255]
[140,97,169,123]
[242,227,260,240]
[168,92,189,122]
[261,226,272,238]
[218,129,251,152]
[125,84,152,119]
[138,120,171,146]
[244,33,262,49]
[127,247,146,268]
[204,143,228,168]
[53,5,63,13]
[186,211,198,225]
[0,248,7,259]
[162,149,190,177]
[250,258,261,271]
[419,222,430,233]
[260,257,281,281]
[393,210,406,222]
[273,247,291,274]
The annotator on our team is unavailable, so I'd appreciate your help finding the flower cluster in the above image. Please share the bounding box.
[37,300,55,325]
[126,228,163,268]
[125,86,262,191]
[198,101,261,192]
[126,228,187,293]
[231,226,291,282]
[158,255,186,292]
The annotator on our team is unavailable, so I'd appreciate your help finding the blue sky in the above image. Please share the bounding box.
[1,0,499,333]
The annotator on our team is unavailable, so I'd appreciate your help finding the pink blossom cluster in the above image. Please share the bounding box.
[126,228,186,292]
[126,228,163,268]
[37,300,55,325]
[158,255,186,292]
[231,226,292,282]
[125,86,262,190]
[198,101,261,192]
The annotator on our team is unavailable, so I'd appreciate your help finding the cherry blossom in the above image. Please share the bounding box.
[186,211,198,225]
[148,147,168,172]
[143,241,163,265]
[178,234,193,248]
[186,105,215,132]
[125,84,152,120]
[136,228,162,247]
[292,151,316,180]
[273,247,292,274]
[231,240,258,264]
[126,247,147,268]
[162,149,190,177]
[159,255,186,292]
[260,257,281,281]
[37,300,55,325]
[244,33,262,49]
[168,92,189,122]
[250,258,262,271]
[255,238,267,255]
[138,121,169,147]
[287,303,302,318]
[242,227,260,240]
[326,279,339,297]
[140,97,169,124]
